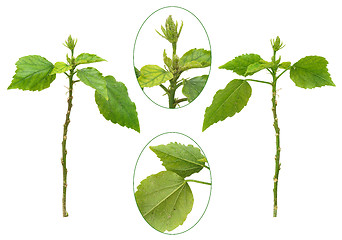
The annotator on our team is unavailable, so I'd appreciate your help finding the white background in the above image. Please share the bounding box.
[0,0,341,239]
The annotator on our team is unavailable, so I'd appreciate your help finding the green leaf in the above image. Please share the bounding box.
[179,48,211,71]
[289,56,334,89]
[219,54,262,76]
[150,142,206,178]
[138,65,173,88]
[245,61,273,75]
[95,76,140,132]
[75,53,106,65]
[8,55,56,91]
[77,67,108,100]
[279,61,291,69]
[203,79,252,131]
[135,171,193,232]
[50,62,72,74]
[182,75,208,102]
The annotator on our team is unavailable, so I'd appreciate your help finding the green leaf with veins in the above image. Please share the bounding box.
[150,142,206,178]
[8,55,56,91]
[179,48,211,71]
[77,67,108,100]
[138,65,173,88]
[203,79,252,131]
[182,75,208,102]
[135,171,193,233]
[50,62,72,74]
[219,54,262,76]
[75,53,106,65]
[245,61,273,75]
[290,56,334,89]
[95,76,140,132]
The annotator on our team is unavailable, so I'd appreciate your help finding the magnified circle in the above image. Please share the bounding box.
[133,132,212,234]
[133,6,212,109]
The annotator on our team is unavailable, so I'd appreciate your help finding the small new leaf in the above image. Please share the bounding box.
[95,76,140,132]
[163,50,172,70]
[77,67,108,100]
[179,48,211,71]
[138,65,173,88]
[50,62,72,75]
[75,53,106,65]
[203,79,252,131]
[245,61,273,75]
[182,75,208,102]
[135,171,193,233]
[219,54,262,76]
[8,55,56,91]
[150,142,207,178]
[279,61,291,69]
[290,56,334,89]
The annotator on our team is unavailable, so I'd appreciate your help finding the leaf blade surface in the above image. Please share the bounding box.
[77,67,108,100]
[179,48,211,71]
[135,171,193,232]
[290,56,334,89]
[203,79,252,131]
[8,55,56,91]
[75,53,106,65]
[138,65,173,88]
[219,54,262,76]
[95,76,140,132]
[150,142,206,178]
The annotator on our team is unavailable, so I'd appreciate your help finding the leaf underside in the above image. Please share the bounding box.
[290,56,334,89]
[77,67,108,100]
[219,53,262,76]
[203,79,252,131]
[8,55,56,91]
[182,75,208,102]
[138,65,173,88]
[150,142,206,178]
[135,171,193,233]
[95,76,140,132]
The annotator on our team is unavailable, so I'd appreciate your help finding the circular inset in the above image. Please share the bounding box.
[133,6,212,109]
[133,132,212,234]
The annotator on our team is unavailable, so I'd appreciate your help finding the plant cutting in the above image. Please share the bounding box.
[136,15,211,108]
[135,142,211,232]
[203,36,334,217]
[8,36,140,217]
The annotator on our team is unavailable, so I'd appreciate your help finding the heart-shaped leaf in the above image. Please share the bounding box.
[135,171,193,233]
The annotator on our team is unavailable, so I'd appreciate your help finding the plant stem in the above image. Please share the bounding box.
[61,66,75,217]
[271,50,281,217]
[186,179,211,185]
[168,78,177,108]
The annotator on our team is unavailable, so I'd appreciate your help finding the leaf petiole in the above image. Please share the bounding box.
[186,179,211,185]
[245,78,273,85]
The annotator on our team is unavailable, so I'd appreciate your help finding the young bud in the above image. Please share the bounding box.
[271,36,285,52]
[63,35,77,52]
[156,15,183,45]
